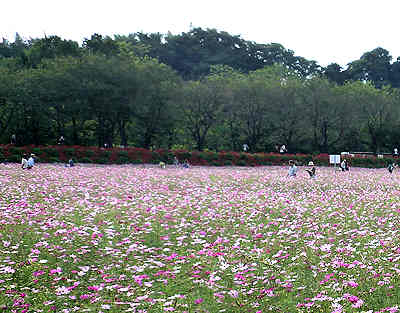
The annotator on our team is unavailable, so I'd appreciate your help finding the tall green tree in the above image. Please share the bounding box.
[180,77,227,151]
[133,57,180,149]
[346,47,392,88]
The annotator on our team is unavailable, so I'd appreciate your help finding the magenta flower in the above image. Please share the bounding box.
[194,298,203,304]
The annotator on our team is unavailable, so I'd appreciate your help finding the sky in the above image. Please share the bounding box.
[2,0,399,68]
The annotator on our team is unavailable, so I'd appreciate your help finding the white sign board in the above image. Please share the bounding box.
[329,155,341,164]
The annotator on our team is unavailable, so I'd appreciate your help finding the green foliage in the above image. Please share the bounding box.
[64,148,75,157]
[117,151,129,158]
[42,148,59,157]
[9,147,23,156]
[48,157,60,163]
[94,158,109,164]
[199,151,219,162]
[115,157,130,164]
[78,157,92,163]
[236,160,247,166]
[2,30,400,153]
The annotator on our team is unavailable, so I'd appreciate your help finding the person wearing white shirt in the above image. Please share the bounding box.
[27,154,35,169]
[288,160,297,177]
[21,155,28,169]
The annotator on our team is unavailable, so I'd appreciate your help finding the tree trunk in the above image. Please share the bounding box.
[71,117,79,145]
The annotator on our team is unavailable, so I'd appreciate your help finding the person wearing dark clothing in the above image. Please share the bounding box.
[340,159,349,171]
[305,161,316,178]
[388,163,396,173]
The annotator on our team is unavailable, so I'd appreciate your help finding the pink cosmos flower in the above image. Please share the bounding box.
[194,298,203,304]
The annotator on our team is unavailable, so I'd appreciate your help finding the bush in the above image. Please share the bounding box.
[78,157,92,163]
[42,148,59,157]
[2,145,399,168]
[117,151,129,158]
[48,157,60,163]
[239,153,248,161]
[174,150,191,160]
[64,148,75,157]
[85,150,95,158]
[31,148,43,155]
[159,151,174,164]
[94,158,109,164]
[200,152,219,162]
[115,157,130,164]
[236,160,247,166]
[9,147,23,155]
[7,154,21,163]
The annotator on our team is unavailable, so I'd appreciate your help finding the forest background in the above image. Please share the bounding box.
[1,28,400,154]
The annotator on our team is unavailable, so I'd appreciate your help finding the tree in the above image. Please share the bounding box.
[180,77,227,151]
[303,77,348,153]
[271,76,308,152]
[231,68,278,152]
[324,63,347,85]
[344,81,397,153]
[133,57,180,149]
[346,47,392,88]
[83,34,119,57]
[25,35,81,68]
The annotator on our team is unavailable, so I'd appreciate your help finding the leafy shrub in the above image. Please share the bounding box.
[64,148,75,157]
[95,158,109,164]
[174,150,191,160]
[98,151,111,160]
[78,157,92,163]
[239,153,248,161]
[7,154,21,163]
[200,152,219,162]
[9,147,23,155]
[117,151,129,158]
[220,153,234,161]
[48,157,60,163]
[159,151,174,164]
[236,160,247,166]
[152,151,161,161]
[115,157,130,164]
[31,148,42,155]
[85,150,95,158]
[42,148,59,157]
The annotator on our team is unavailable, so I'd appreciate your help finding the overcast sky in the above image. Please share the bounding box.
[2,0,399,67]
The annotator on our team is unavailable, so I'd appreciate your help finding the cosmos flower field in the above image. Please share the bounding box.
[1,164,400,313]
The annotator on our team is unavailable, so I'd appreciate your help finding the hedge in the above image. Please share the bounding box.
[0,145,397,168]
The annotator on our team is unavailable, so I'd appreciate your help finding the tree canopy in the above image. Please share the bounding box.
[1,28,400,153]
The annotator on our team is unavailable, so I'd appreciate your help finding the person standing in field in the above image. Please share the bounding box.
[288,160,297,177]
[340,159,349,171]
[305,161,316,178]
[21,154,28,169]
[173,156,180,167]
[183,159,190,168]
[388,162,396,173]
[58,135,65,145]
